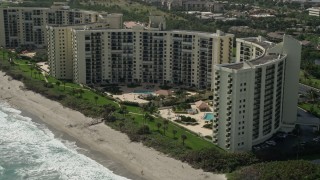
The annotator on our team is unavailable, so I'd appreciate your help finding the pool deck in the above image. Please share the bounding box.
[159,104,213,137]
[113,93,150,104]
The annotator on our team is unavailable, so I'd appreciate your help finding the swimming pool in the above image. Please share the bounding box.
[133,90,154,94]
[203,113,214,121]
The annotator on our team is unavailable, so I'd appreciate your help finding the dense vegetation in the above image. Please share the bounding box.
[228,160,320,180]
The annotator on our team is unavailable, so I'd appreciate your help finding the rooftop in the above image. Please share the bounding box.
[241,37,274,49]
[75,28,233,38]
[250,54,281,66]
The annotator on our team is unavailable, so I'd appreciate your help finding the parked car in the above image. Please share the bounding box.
[253,146,261,151]
[300,141,306,146]
[261,144,270,149]
[266,140,276,146]
[312,137,320,142]
[276,132,287,139]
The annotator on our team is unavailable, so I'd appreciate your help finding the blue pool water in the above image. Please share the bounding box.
[133,90,154,94]
[203,113,214,121]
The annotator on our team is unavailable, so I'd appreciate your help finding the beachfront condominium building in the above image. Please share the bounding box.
[71,27,233,89]
[0,2,122,48]
[212,36,301,152]
[46,14,123,80]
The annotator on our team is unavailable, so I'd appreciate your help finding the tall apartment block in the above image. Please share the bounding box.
[212,36,301,152]
[71,28,233,89]
[0,3,122,48]
[46,13,123,80]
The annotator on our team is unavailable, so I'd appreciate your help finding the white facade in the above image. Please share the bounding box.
[0,6,122,48]
[213,36,301,152]
[308,7,320,17]
[70,28,233,89]
[47,22,116,80]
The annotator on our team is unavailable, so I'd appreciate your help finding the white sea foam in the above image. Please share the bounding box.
[0,102,130,180]
[0,166,4,176]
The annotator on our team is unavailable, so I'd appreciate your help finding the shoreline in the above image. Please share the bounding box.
[19,110,144,180]
[0,71,225,180]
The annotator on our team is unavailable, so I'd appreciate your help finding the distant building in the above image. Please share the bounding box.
[123,21,145,29]
[0,5,122,48]
[158,0,225,12]
[308,7,320,17]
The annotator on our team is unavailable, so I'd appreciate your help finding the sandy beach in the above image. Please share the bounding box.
[0,71,225,180]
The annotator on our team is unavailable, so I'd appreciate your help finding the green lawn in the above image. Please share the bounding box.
[128,112,216,150]
[300,70,320,89]
[299,102,320,119]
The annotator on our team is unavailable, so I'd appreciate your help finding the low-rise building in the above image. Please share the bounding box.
[308,7,320,17]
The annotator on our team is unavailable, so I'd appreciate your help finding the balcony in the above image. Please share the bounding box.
[226,117,231,122]
[226,132,231,137]
[213,138,218,143]
[226,122,231,127]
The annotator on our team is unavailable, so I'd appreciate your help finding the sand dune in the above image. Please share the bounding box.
[0,71,225,180]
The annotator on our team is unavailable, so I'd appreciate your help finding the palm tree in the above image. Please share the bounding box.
[30,66,34,77]
[37,71,41,79]
[181,134,187,146]
[172,129,177,139]
[56,81,61,89]
[307,89,319,105]
[94,96,99,105]
[156,123,162,132]
[162,125,168,135]
[78,89,84,98]
[34,71,38,78]
[163,119,169,126]
[119,122,124,131]
[71,88,76,96]
[120,105,127,117]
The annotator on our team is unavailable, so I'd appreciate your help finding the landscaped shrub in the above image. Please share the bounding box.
[180,116,197,123]
[137,125,151,135]
[159,84,172,90]
[181,149,258,173]
[103,86,122,94]
[203,123,213,129]
[122,101,140,107]
[104,115,117,122]
[127,83,141,88]
[228,160,320,180]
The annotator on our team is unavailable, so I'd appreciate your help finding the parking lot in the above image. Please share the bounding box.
[253,125,320,161]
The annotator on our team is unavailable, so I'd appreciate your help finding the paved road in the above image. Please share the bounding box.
[297,108,320,127]
[299,83,320,95]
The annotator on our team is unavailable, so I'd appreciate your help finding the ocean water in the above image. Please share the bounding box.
[0,101,129,180]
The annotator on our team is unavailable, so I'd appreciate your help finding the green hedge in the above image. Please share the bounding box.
[228,160,320,180]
